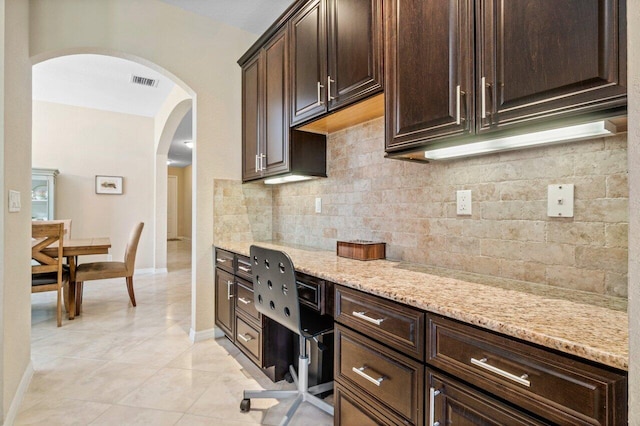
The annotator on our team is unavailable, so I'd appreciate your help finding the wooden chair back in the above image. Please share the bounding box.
[32,222,64,276]
[32,222,66,326]
[35,219,72,239]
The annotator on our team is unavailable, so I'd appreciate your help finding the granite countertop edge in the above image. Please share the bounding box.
[215,241,628,371]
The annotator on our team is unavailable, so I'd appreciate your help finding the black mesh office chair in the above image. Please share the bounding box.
[240,245,334,425]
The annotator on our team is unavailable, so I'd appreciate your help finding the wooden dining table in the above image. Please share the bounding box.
[41,237,111,319]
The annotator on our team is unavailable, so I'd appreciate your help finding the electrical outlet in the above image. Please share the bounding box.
[456,190,472,215]
[315,197,322,213]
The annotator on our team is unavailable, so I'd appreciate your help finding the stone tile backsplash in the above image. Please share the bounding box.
[213,118,628,297]
[213,179,272,243]
[270,118,629,297]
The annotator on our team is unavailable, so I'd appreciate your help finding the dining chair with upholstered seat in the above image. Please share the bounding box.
[75,222,144,310]
[32,222,68,327]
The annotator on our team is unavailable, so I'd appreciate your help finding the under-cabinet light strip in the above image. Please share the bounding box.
[424,120,616,160]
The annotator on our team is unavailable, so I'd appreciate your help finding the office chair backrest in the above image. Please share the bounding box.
[250,245,301,335]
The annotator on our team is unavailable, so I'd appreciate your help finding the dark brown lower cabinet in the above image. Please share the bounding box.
[335,382,407,425]
[427,370,548,426]
[214,268,235,339]
[333,285,628,426]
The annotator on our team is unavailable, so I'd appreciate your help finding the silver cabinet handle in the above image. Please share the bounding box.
[216,258,228,263]
[481,76,487,119]
[352,311,384,326]
[316,81,325,106]
[456,84,461,125]
[471,357,530,387]
[238,265,251,273]
[260,153,266,171]
[327,76,335,101]
[352,366,384,386]
[256,154,261,172]
[429,387,441,426]
[226,280,234,300]
[237,333,253,343]
[238,297,251,305]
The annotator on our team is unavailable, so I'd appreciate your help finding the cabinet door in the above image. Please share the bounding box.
[242,54,262,181]
[263,27,290,176]
[427,370,549,426]
[478,0,626,131]
[326,0,383,110]
[385,0,473,152]
[214,268,235,339]
[290,0,328,126]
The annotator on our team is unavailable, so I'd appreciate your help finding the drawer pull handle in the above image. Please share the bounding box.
[237,333,253,343]
[216,258,228,263]
[352,366,384,386]
[352,311,384,326]
[429,387,441,426]
[227,280,234,300]
[470,357,531,387]
[238,297,252,305]
[238,265,251,272]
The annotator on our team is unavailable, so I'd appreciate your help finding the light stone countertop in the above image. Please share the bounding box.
[215,241,628,371]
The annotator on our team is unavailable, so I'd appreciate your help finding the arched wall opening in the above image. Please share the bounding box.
[31,49,196,299]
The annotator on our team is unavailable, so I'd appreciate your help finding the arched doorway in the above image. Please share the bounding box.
[32,51,196,277]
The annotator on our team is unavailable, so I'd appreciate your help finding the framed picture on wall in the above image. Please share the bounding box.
[95,175,123,195]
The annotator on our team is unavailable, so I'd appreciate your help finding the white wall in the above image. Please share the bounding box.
[28,0,257,339]
[1,0,34,422]
[32,101,155,269]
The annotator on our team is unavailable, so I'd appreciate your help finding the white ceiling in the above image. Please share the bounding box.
[158,0,292,34]
[32,0,293,167]
[33,54,177,117]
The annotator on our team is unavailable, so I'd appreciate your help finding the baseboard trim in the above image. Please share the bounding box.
[189,327,220,343]
[153,268,168,274]
[135,268,156,275]
[5,360,34,425]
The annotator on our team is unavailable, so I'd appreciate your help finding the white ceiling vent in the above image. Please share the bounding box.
[130,74,159,88]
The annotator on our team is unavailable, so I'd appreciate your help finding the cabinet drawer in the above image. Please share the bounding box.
[236,278,260,323]
[335,382,408,426]
[214,248,234,273]
[426,369,549,426]
[336,325,424,424]
[427,314,627,425]
[335,285,424,361]
[236,316,262,364]
[236,254,252,281]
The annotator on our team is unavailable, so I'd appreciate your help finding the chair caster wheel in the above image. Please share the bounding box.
[240,398,251,412]
[284,372,294,383]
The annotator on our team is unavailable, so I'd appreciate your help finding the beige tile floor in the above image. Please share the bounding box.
[19,239,333,425]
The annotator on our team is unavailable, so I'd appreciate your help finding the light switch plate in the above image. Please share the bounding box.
[315,197,322,214]
[547,184,574,217]
[8,190,20,213]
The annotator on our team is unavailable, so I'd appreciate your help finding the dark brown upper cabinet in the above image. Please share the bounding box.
[290,0,383,126]
[242,27,293,180]
[242,53,262,181]
[241,25,326,182]
[385,0,474,151]
[385,0,627,154]
[478,0,627,132]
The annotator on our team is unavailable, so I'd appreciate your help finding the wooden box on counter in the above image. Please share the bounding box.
[337,240,386,261]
